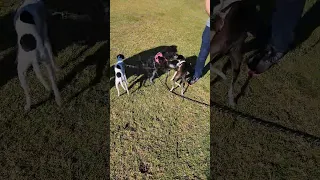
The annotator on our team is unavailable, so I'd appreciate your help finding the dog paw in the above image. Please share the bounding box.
[55,97,62,106]
[24,104,31,111]
[55,66,61,72]
[228,99,235,108]
[44,85,51,91]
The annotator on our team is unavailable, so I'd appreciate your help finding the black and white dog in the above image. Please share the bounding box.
[114,54,129,96]
[14,0,61,110]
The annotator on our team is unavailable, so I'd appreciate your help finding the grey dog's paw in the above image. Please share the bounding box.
[55,96,62,106]
[24,104,31,111]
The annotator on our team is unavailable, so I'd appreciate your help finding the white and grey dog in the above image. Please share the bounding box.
[14,0,61,110]
[114,54,129,96]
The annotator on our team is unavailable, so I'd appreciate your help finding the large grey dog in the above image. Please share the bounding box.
[14,0,61,111]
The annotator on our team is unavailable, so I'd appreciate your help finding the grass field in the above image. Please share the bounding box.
[0,0,109,179]
[211,0,320,179]
[110,0,210,179]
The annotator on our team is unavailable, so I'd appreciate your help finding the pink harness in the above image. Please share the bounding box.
[154,52,168,64]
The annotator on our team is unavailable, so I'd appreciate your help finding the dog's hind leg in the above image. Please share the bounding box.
[32,59,50,91]
[18,59,32,111]
[115,81,120,96]
[122,79,129,95]
[228,49,242,107]
[119,79,129,95]
[180,76,187,96]
[45,63,61,106]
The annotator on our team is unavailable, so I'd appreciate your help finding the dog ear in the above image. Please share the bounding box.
[177,55,185,60]
[117,54,125,60]
[166,45,177,53]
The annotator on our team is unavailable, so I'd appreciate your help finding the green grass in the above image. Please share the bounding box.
[0,1,109,179]
[211,0,320,179]
[110,0,210,179]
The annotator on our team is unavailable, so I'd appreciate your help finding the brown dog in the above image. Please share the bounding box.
[168,55,191,96]
[210,0,256,107]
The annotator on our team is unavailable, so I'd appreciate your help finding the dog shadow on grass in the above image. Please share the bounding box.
[109,46,199,95]
[293,1,320,50]
[0,12,18,88]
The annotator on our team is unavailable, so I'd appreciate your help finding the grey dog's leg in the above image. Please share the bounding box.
[45,63,61,106]
[18,59,32,111]
[181,76,186,96]
[32,60,50,91]
[228,49,242,107]
[150,70,157,83]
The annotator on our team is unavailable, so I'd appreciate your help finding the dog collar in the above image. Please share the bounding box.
[154,52,167,64]
[176,60,186,67]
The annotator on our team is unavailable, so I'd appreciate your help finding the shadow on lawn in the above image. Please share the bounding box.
[109,45,203,94]
[293,0,320,49]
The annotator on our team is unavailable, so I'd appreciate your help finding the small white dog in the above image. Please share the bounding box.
[14,0,61,110]
[114,54,129,96]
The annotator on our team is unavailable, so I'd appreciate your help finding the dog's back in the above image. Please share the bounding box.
[15,0,47,58]
[114,61,126,80]
[114,54,127,80]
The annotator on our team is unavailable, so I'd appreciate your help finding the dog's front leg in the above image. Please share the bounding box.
[18,62,32,111]
[45,63,61,106]
[181,76,187,96]
[170,79,176,92]
[171,71,177,81]
[150,69,157,84]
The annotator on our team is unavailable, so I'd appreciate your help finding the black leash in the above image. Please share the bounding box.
[158,73,210,107]
[125,63,210,107]
[210,100,320,145]
[125,64,155,70]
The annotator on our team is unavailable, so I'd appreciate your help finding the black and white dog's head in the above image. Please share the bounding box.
[162,45,178,60]
[168,54,186,69]
[116,54,125,62]
[115,53,125,71]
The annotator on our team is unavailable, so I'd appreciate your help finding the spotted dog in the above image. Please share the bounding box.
[114,54,129,96]
[14,0,61,110]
